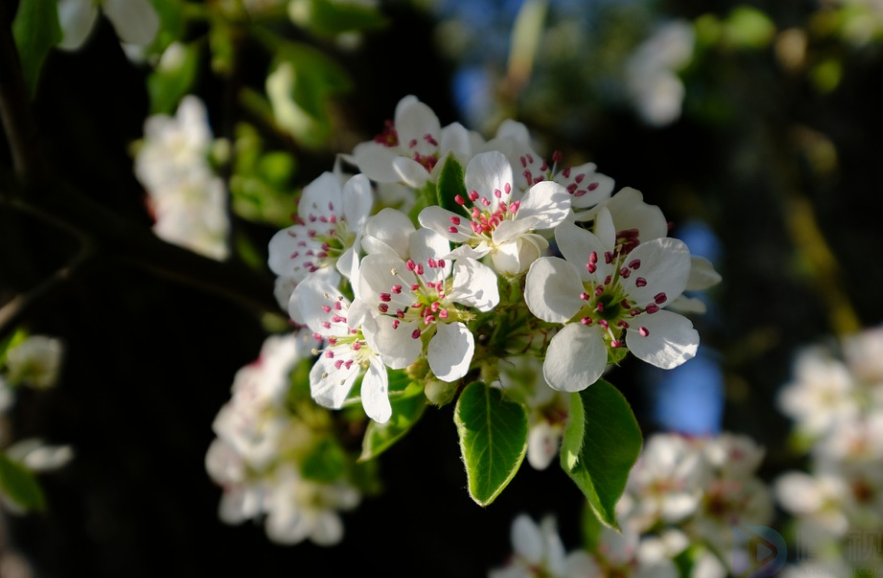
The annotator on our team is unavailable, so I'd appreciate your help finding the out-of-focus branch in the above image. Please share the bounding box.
[0,2,47,184]
[0,241,94,344]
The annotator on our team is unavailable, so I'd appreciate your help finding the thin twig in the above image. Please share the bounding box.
[0,242,95,343]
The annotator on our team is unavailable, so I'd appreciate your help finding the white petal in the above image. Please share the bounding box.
[524,257,584,323]
[603,187,668,241]
[495,119,532,144]
[341,173,373,230]
[511,515,544,563]
[515,181,572,230]
[593,206,616,248]
[686,255,721,290]
[310,512,345,546]
[310,354,358,409]
[363,208,415,258]
[626,310,699,369]
[465,151,513,214]
[446,243,491,261]
[337,244,360,283]
[543,324,607,391]
[393,156,430,188]
[554,223,612,282]
[103,0,160,45]
[57,0,98,50]
[293,276,350,337]
[562,163,615,209]
[358,254,413,310]
[439,123,472,160]
[622,238,692,306]
[418,205,473,243]
[287,268,340,323]
[361,358,391,423]
[351,142,401,183]
[427,322,474,382]
[490,233,548,275]
[527,422,559,470]
[491,218,534,245]
[409,228,451,279]
[395,99,441,156]
[666,295,707,315]
[298,172,343,220]
[362,317,421,370]
[448,258,499,312]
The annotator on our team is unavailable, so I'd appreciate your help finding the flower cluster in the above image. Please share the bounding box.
[774,326,883,571]
[490,432,771,578]
[268,95,717,424]
[205,333,368,546]
[134,95,230,260]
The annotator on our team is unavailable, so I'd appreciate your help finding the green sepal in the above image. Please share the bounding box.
[0,452,46,512]
[454,381,528,506]
[359,381,426,462]
[12,0,62,98]
[436,154,468,213]
[560,378,642,530]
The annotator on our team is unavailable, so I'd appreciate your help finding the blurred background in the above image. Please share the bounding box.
[2,0,883,575]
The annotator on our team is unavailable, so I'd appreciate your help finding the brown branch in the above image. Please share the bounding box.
[0,241,95,344]
[2,178,281,317]
[0,1,47,184]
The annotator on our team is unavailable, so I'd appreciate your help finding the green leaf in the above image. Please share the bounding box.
[0,453,45,512]
[0,329,28,372]
[289,0,388,37]
[300,437,346,483]
[267,42,352,149]
[359,382,426,462]
[436,154,468,213]
[12,0,62,98]
[560,379,642,529]
[454,381,528,506]
[147,42,200,114]
[561,392,585,472]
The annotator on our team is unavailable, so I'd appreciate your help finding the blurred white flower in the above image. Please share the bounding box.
[264,465,360,546]
[5,335,64,389]
[778,345,859,438]
[57,0,160,51]
[5,438,74,472]
[625,21,695,127]
[134,96,230,260]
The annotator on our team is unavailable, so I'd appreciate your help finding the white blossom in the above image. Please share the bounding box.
[134,96,230,260]
[268,172,372,283]
[358,228,499,382]
[525,216,698,391]
[350,95,476,188]
[419,150,571,275]
[485,119,615,209]
[291,275,391,423]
